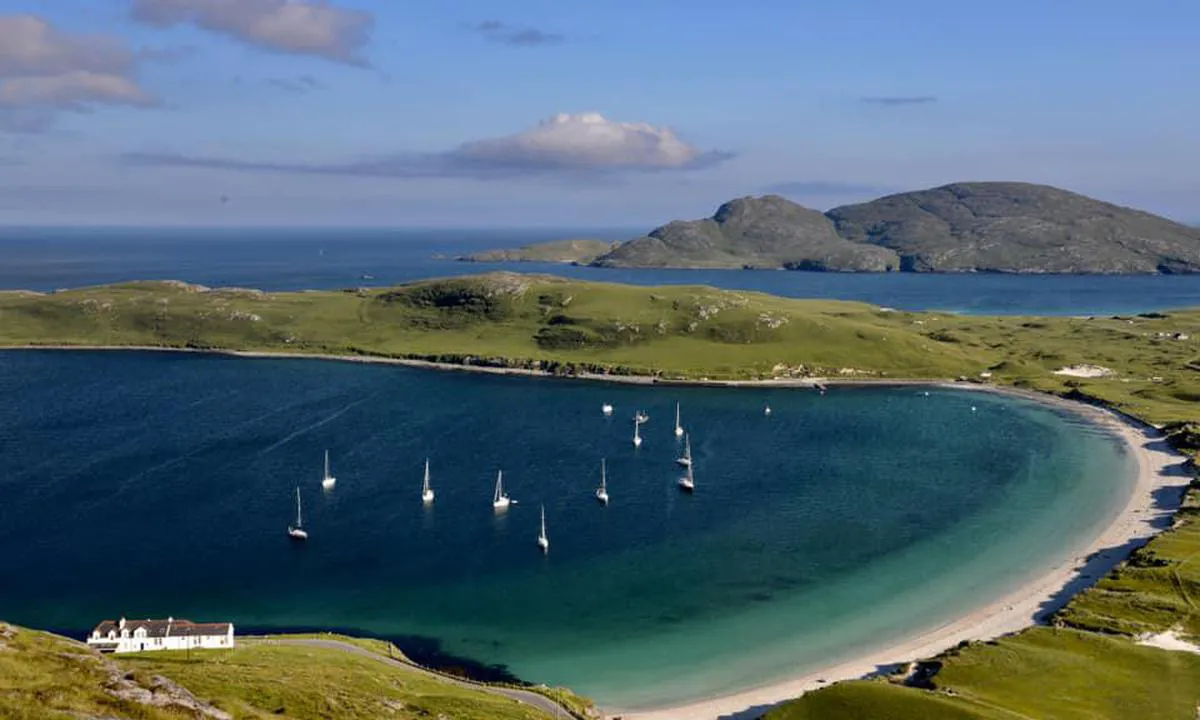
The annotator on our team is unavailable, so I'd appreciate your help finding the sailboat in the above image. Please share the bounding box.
[601,403,614,416]
[633,415,643,447]
[421,458,434,504]
[678,463,695,493]
[674,402,684,438]
[764,404,772,416]
[492,470,511,510]
[321,450,336,490]
[537,504,550,552]
[595,459,610,505]
[675,434,692,468]
[288,487,308,540]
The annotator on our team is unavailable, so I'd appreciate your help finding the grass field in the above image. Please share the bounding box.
[0,273,1196,430]
[0,624,560,720]
[2,272,1198,719]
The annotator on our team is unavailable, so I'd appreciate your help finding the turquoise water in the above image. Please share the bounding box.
[0,351,1132,709]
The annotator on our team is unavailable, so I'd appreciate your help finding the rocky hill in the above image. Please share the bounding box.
[590,183,1200,273]
[592,195,899,271]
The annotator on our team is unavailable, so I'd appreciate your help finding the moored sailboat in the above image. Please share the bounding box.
[678,463,695,493]
[675,434,692,468]
[321,450,336,490]
[595,459,610,505]
[421,458,434,504]
[492,470,511,510]
[288,487,308,540]
[674,402,684,438]
[633,415,643,447]
[537,503,549,552]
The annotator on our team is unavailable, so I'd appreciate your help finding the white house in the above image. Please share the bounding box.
[86,616,235,654]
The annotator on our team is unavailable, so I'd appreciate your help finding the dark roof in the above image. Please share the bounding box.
[92,618,232,638]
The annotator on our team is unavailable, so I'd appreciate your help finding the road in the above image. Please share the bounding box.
[261,637,577,719]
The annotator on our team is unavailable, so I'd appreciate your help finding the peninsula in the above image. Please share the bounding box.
[1,273,1197,720]
[496,182,1200,273]
[455,239,619,264]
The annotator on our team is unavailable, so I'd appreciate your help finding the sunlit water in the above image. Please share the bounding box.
[0,351,1133,709]
[3,227,1200,314]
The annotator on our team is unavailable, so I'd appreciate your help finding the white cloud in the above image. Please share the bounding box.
[0,15,133,78]
[0,14,156,132]
[131,0,373,65]
[0,71,156,109]
[455,112,723,171]
[123,112,733,178]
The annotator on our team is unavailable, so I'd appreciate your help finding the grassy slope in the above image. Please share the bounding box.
[2,273,1199,719]
[0,625,556,720]
[0,274,1195,426]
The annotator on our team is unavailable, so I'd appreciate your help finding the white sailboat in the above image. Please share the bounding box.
[595,459,610,505]
[678,463,695,493]
[537,504,550,552]
[321,450,336,490]
[675,434,692,468]
[764,404,772,416]
[421,458,434,504]
[633,415,643,447]
[492,470,511,510]
[674,402,684,438]
[288,487,308,540]
[601,403,614,416]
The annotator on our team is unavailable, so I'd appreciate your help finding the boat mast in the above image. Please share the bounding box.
[295,487,302,528]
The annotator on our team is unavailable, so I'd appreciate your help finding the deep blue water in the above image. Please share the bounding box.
[0,350,1132,708]
[3,227,1200,315]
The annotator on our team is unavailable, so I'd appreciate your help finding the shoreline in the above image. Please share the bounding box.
[3,344,1192,719]
[615,392,1188,719]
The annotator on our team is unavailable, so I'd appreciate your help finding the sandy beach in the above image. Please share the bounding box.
[615,392,1189,720]
[5,344,1192,720]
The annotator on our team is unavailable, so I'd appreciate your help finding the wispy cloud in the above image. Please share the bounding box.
[130,0,373,65]
[0,14,158,133]
[122,112,732,180]
[860,96,938,106]
[264,75,322,94]
[762,180,892,196]
[471,20,564,47]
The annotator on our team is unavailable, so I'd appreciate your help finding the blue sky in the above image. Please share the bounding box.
[0,0,1196,227]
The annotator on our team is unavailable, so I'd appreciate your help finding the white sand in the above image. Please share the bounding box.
[1138,629,1200,655]
[1053,364,1115,378]
[6,346,1191,719]
[615,391,1189,720]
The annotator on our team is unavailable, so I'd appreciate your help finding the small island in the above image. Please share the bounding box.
[455,239,619,265]
[490,181,1200,274]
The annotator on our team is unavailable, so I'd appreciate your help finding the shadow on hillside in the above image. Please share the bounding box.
[239,625,527,685]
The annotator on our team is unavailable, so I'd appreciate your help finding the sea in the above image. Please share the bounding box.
[3,226,1200,315]
[0,351,1131,709]
[0,226,1175,710]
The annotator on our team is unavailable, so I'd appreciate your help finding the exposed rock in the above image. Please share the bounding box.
[594,182,1200,273]
[594,195,899,270]
[826,182,1200,273]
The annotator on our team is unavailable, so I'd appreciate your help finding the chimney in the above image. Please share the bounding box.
[118,617,126,630]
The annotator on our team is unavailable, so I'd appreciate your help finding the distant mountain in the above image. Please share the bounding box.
[456,239,618,265]
[590,183,1200,274]
[592,195,898,271]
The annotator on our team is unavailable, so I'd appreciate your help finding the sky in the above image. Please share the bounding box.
[0,0,1197,228]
